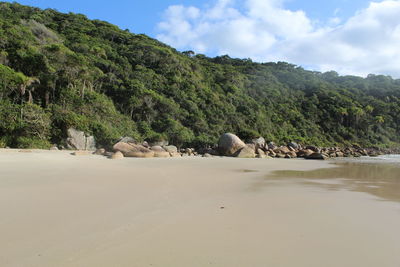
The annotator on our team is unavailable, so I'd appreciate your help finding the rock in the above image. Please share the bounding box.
[286,151,297,158]
[251,137,266,149]
[297,149,314,158]
[72,151,91,156]
[336,151,344,157]
[93,148,106,155]
[305,152,328,160]
[151,146,170,158]
[142,141,149,148]
[113,142,154,158]
[305,145,320,152]
[169,152,182,158]
[50,146,59,151]
[111,151,124,160]
[267,142,277,150]
[163,145,178,154]
[256,154,265,158]
[67,128,96,151]
[288,142,300,150]
[236,146,256,158]
[203,153,213,158]
[85,136,96,151]
[275,153,286,158]
[246,143,256,152]
[275,146,290,154]
[218,133,246,156]
[267,150,276,157]
[256,148,265,156]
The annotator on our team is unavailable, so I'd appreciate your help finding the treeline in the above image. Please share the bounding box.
[1,2,400,149]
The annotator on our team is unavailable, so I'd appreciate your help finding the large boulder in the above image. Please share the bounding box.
[218,133,246,156]
[113,142,154,158]
[236,146,256,158]
[67,128,96,151]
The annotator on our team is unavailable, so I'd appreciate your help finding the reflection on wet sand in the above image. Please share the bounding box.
[269,162,400,203]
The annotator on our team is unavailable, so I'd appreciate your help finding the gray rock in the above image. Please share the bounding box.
[218,133,246,156]
[66,128,96,151]
[288,142,300,150]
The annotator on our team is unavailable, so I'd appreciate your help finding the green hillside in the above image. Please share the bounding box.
[1,2,400,149]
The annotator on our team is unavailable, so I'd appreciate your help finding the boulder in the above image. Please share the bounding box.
[163,145,178,154]
[169,152,182,158]
[67,128,96,151]
[111,151,124,160]
[251,137,266,149]
[142,141,150,148]
[288,142,300,150]
[151,146,170,158]
[256,148,265,156]
[305,152,328,160]
[203,153,213,158]
[286,151,297,158]
[305,145,320,152]
[236,146,256,158]
[113,142,154,158]
[297,149,314,158]
[267,142,277,150]
[218,133,246,156]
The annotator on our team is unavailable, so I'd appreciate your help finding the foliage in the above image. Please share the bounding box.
[1,2,400,149]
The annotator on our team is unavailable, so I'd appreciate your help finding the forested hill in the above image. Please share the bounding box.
[1,2,400,149]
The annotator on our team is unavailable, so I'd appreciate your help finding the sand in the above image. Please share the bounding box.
[0,150,400,267]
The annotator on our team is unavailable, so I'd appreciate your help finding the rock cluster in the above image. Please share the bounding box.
[65,132,396,160]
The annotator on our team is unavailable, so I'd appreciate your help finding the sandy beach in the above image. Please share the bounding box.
[1,150,400,267]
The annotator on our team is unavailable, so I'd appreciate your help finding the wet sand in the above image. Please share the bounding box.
[0,150,400,267]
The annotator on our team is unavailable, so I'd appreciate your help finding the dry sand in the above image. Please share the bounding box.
[0,150,400,267]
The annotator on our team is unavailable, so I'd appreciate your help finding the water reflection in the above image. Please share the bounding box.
[267,162,400,203]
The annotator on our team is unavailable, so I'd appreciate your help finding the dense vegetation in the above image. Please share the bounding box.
[1,2,400,149]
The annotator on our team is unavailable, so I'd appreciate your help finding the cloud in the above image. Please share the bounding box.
[156,0,400,77]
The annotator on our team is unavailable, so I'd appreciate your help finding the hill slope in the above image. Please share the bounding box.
[1,2,400,149]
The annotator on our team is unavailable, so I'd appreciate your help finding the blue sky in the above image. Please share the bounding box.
[4,0,400,77]
[4,0,372,36]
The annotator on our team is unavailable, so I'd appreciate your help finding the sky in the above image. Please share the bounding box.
[4,0,400,77]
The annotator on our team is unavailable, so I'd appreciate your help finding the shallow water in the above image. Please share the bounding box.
[268,156,400,203]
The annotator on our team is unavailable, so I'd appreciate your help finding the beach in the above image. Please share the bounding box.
[1,150,400,267]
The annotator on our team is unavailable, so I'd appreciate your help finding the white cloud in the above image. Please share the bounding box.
[156,0,400,77]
